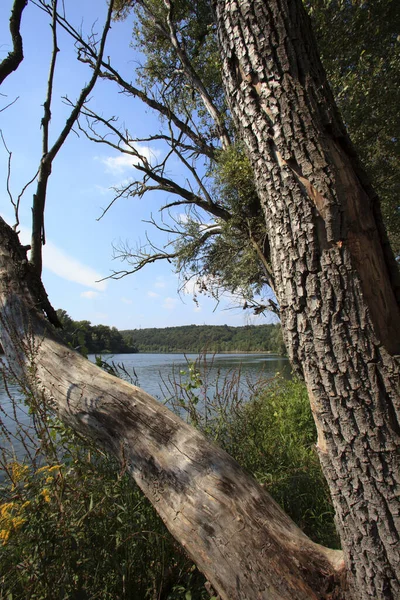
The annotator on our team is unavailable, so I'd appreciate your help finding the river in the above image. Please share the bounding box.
[95,352,290,399]
[0,352,289,460]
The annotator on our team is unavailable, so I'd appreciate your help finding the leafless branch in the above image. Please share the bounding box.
[34,0,218,160]
[133,163,232,221]
[0,130,13,208]
[75,103,232,226]
[170,139,214,207]
[41,0,59,159]
[0,130,39,230]
[0,0,28,86]
[0,95,19,113]
[102,222,222,282]
[30,0,116,276]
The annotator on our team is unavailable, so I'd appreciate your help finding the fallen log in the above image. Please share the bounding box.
[0,215,344,600]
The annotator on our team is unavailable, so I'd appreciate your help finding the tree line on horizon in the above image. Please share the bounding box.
[0,312,285,356]
[121,322,286,354]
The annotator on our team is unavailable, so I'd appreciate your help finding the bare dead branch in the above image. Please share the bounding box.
[33,2,218,160]
[170,140,214,207]
[134,163,232,221]
[0,0,28,86]
[30,0,115,276]
[104,223,223,282]
[0,95,19,113]
[0,130,13,209]
[0,130,39,231]
[41,0,59,159]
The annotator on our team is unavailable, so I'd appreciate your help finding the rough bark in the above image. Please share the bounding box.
[0,215,344,600]
[212,1,400,599]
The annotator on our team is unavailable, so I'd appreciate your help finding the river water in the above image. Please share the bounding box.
[95,352,290,399]
[0,352,289,460]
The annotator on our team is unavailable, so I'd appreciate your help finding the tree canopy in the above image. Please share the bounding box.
[121,322,286,353]
[56,310,137,355]
[97,0,399,310]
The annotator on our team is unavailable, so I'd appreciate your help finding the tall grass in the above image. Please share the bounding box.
[166,360,339,549]
[0,356,338,599]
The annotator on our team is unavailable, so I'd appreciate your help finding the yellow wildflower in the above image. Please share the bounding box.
[0,529,10,545]
[47,465,62,473]
[41,488,51,503]
[10,462,29,483]
[36,464,62,475]
[21,501,31,510]
[36,465,51,474]
[11,516,26,531]
[0,502,14,518]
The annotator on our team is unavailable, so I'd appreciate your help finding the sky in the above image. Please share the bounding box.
[0,0,276,331]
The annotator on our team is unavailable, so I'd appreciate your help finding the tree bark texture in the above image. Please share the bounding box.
[0,215,345,600]
[212,1,400,599]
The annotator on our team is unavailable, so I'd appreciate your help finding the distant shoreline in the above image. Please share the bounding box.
[2,321,286,357]
[94,350,280,355]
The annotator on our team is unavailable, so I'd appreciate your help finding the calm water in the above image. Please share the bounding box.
[0,353,289,459]
[93,352,290,401]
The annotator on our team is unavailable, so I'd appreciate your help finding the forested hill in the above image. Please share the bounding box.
[121,324,285,354]
[0,316,284,355]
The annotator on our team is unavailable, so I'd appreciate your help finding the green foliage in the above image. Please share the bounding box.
[127,0,228,140]
[56,309,137,356]
[0,383,207,599]
[223,377,339,548]
[115,0,399,307]
[168,365,339,549]
[174,144,270,302]
[0,355,338,598]
[121,323,286,354]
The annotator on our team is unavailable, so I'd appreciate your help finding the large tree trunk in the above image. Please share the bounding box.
[0,216,345,600]
[212,1,400,599]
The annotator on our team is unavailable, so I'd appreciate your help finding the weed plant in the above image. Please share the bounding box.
[167,360,339,549]
[0,355,338,599]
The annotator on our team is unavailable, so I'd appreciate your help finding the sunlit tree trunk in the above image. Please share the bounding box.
[0,215,345,600]
[213,1,400,598]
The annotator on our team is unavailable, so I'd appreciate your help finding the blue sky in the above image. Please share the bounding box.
[0,0,275,330]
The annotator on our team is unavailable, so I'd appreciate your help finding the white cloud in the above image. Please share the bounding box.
[121,296,133,304]
[147,291,159,298]
[163,297,178,310]
[95,184,112,196]
[154,277,166,289]
[102,154,136,174]
[43,242,107,291]
[17,225,107,291]
[99,143,161,175]
[81,291,99,299]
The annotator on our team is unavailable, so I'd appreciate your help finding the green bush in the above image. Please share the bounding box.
[0,443,207,599]
[220,377,339,548]
[0,373,207,600]
[0,361,338,599]
[171,364,339,549]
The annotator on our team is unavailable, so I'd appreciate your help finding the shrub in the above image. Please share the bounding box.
[171,363,339,549]
[0,358,338,599]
